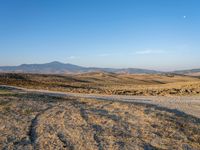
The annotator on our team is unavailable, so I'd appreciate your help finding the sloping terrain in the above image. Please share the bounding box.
[0,73,200,96]
[0,89,200,150]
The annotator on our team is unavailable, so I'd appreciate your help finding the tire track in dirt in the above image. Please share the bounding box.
[60,101,99,150]
[71,101,149,150]
[57,132,74,150]
[28,106,55,149]
[70,101,105,150]
[80,108,104,150]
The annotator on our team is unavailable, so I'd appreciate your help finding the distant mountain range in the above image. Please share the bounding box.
[0,61,161,74]
[0,61,199,75]
[173,69,200,76]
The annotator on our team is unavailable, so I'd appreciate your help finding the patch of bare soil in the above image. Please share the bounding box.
[0,92,200,150]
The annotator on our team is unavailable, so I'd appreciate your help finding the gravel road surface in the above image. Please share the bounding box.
[1,85,200,118]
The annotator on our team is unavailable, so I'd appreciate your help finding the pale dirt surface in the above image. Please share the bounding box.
[1,85,200,118]
[143,96,200,119]
[0,85,200,150]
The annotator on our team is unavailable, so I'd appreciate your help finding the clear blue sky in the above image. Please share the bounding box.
[0,0,200,71]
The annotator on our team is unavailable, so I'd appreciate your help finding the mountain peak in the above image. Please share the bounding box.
[0,62,162,74]
[48,61,64,65]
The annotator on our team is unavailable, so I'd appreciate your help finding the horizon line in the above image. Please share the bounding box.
[0,61,200,72]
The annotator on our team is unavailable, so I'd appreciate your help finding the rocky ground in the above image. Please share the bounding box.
[0,89,200,150]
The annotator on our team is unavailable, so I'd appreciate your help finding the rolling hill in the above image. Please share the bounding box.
[0,61,161,74]
[173,68,200,76]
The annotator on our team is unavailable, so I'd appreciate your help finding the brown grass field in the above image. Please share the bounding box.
[0,89,199,149]
[0,72,200,96]
[0,73,200,149]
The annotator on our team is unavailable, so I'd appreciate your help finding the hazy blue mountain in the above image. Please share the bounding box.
[173,68,200,75]
[0,61,162,74]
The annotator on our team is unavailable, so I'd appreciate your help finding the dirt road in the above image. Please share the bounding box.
[0,85,200,118]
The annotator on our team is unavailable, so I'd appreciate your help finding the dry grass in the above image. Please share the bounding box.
[0,89,199,150]
[0,89,13,95]
[0,72,200,96]
[1,73,200,149]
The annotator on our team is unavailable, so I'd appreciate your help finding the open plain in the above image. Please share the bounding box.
[0,73,200,150]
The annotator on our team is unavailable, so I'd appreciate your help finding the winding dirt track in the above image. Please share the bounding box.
[1,85,200,118]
